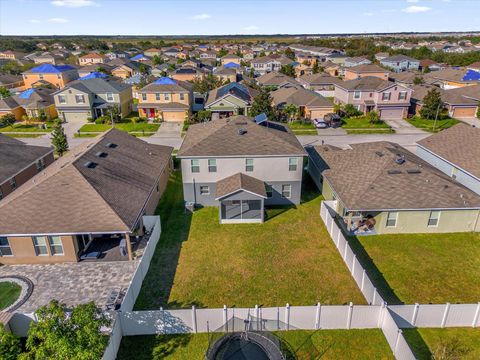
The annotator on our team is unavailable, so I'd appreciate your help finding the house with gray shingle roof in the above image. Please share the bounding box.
[270,87,334,120]
[177,115,306,223]
[380,55,420,73]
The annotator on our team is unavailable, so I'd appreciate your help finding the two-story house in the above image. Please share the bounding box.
[344,57,372,68]
[297,73,342,97]
[250,55,293,75]
[53,78,132,123]
[78,53,107,66]
[137,77,193,122]
[344,64,389,81]
[177,115,306,223]
[205,83,258,120]
[380,55,420,73]
[220,54,241,66]
[334,76,412,120]
[22,64,78,89]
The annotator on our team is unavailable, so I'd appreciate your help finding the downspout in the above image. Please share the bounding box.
[193,177,197,205]
[474,210,480,232]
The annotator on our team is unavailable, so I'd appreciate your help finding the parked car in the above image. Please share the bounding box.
[323,113,342,128]
[313,118,328,129]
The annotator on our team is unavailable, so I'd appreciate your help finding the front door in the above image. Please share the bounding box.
[149,108,155,118]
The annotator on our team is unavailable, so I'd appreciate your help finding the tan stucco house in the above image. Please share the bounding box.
[22,64,79,89]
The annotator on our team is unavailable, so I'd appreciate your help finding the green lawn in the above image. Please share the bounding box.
[352,233,480,304]
[285,121,318,135]
[134,171,365,310]
[117,329,394,360]
[403,328,480,360]
[346,129,395,134]
[342,117,391,129]
[0,121,55,133]
[407,116,460,132]
[77,122,160,134]
[0,281,21,310]
[2,133,44,138]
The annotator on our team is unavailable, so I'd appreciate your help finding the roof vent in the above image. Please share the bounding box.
[238,128,247,135]
[387,169,402,175]
[96,151,108,158]
[84,161,97,168]
[375,151,384,157]
[394,154,405,165]
[105,143,117,148]
[406,169,421,174]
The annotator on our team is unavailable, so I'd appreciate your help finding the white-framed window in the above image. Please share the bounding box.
[281,184,291,198]
[428,211,441,227]
[451,168,458,179]
[266,184,273,198]
[191,159,200,173]
[75,94,85,104]
[208,159,217,172]
[58,95,66,104]
[106,93,114,102]
[155,93,160,101]
[9,178,16,190]
[164,93,170,101]
[142,93,147,101]
[245,158,254,172]
[36,158,45,171]
[180,93,185,101]
[200,185,210,195]
[398,91,407,100]
[0,237,12,256]
[289,158,298,171]
[353,91,361,99]
[32,236,48,256]
[386,211,398,227]
[382,92,391,101]
[48,236,64,255]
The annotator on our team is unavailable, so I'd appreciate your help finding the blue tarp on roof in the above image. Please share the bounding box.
[154,77,177,85]
[463,69,480,81]
[79,71,108,80]
[29,64,75,73]
[130,54,148,61]
[224,62,240,69]
[18,88,35,99]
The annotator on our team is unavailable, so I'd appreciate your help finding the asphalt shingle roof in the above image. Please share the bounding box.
[215,172,267,199]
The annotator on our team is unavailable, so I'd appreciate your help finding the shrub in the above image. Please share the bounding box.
[343,104,363,118]
[86,117,94,123]
[94,115,111,124]
[0,113,16,126]
[367,110,381,123]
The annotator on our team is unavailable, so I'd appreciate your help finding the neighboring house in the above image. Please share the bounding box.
[0,88,58,121]
[177,115,306,223]
[204,82,258,119]
[256,72,300,89]
[0,129,172,264]
[344,57,372,68]
[271,87,334,120]
[111,61,142,79]
[380,55,420,72]
[388,71,421,88]
[250,55,293,75]
[0,74,24,89]
[137,77,192,122]
[130,54,150,62]
[213,66,237,83]
[220,54,241,66]
[199,51,217,60]
[162,48,179,57]
[31,52,64,65]
[416,123,480,196]
[0,134,54,201]
[22,64,78,89]
[334,76,412,120]
[295,51,318,65]
[0,50,26,61]
[78,53,107,65]
[307,141,480,235]
[297,73,342,97]
[467,62,480,72]
[105,51,128,60]
[344,64,389,81]
[293,62,313,77]
[150,63,171,77]
[375,52,389,61]
[54,78,132,123]
[170,66,207,82]
[77,63,114,78]
[424,68,480,89]
[419,59,443,72]
[144,48,162,57]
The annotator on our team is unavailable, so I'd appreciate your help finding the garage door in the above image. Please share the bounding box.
[162,111,186,122]
[380,108,404,120]
[62,112,88,123]
[453,107,477,119]
[310,108,334,120]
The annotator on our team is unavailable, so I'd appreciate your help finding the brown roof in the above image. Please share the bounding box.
[177,115,306,157]
[411,84,479,105]
[215,173,267,199]
[308,141,480,211]
[335,76,396,92]
[256,72,300,87]
[417,123,480,179]
[139,79,192,93]
[468,62,480,70]
[80,53,106,59]
[347,64,388,74]
[425,68,477,84]
[271,87,334,108]
[298,73,342,86]
[0,129,172,236]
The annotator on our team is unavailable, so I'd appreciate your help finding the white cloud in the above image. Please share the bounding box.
[48,17,69,23]
[402,5,431,13]
[244,25,259,30]
[29,19,41,23]
[190,13,211,20]
[363,12,374,16]
[51,0,99,7]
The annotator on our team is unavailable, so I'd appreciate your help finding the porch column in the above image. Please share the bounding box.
[346,211,353,231]
[125,233,133,261]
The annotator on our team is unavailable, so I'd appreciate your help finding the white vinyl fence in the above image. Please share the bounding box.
[382,309,416,360]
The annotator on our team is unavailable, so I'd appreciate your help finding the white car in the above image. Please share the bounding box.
[313,118,328,129]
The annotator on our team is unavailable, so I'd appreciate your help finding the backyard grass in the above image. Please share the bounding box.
[2,133,44,138]
[0,121,55,133]
[407,116,460,132]
[117,329,394,360]
[77,122,160,133]
[351,232,480,304]
[0,281,21,310]
[134,171,365,310]
[341,116,391,130]
[403,328,480,360]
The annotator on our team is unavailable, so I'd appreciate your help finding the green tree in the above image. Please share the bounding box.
[152,55,163,66]
[0,86,11,99]
[284,47,295,60]
[283,104,298,122]
[0,324,21,360]
[248,89,275,120]
[312,61,320,74]
[343,104,363,118]
[423,65,431,74]
[191,110,212,123]
[51,120,69,156]
[21,300,109,360]
[420,88,443,120]
[217,48,228,57]
[1,113,16,126]
[192,73,224,94]
[138,63,149,75]
[367,110,380,124]
[413,76,424,85]
[279,64,295,77]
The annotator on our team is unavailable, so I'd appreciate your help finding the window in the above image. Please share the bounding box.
[191,159,200,173]
[180,93,185,101]
[289,158,298,171]
[164,93,170,101]
[142,93,147,101]
[0,237,12,256]
[106,93,114,102]
[9,178,16,190]
[353,91,361,99]
[208,159,217,172]
[282,184,291,198]
[428,211,440,227]
[266,184,273,198]
[58,95,66,104]
[155,93,160,101]
[75,94,85,104]
[39,73,44,80]
[398,91,407,100]
[245,158,254,172]
[48,236,64,255]
[382,92,391,101]
[386,211,398,227]
[36,158,45,171]
[33,236,48,256]
[200,186,210,195]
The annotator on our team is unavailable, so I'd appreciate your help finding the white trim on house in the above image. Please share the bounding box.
[215,188,267,201]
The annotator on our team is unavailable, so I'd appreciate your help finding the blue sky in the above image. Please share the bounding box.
[0,0,479,36]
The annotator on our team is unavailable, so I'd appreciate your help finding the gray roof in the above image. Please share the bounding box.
[382,55,419,63]
[215,173,267,199]
[335,76,395,92]
[59,78,131,95]
[139,79,192,93]
[256,72,300,87]
[347,64,388,73]
[308,141,480,211]
[299,73,342,86]
[178,115,306,157]
[271,87,333,108]
[0,87,55,110]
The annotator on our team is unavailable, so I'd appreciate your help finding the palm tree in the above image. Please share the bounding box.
[283,104,298,123]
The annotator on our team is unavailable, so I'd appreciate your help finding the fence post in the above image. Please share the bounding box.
[351,254,356,274]
[223,305,228,332]
[472,302,480,328]
[372,287,377,305]
[377,302,387,328]
[285,303,290,331]
[361,269,366,291]
[336,231,341,247]
[330,216,334,235]
[347,302,353,329]
[343,242,348,260]
[441,303,450,328]
[315,302,321,330]
[276,307,280,330]
[192,305,197,333]
[255,305,259,331]
[394,329,402,355]
[412,303,420,326]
